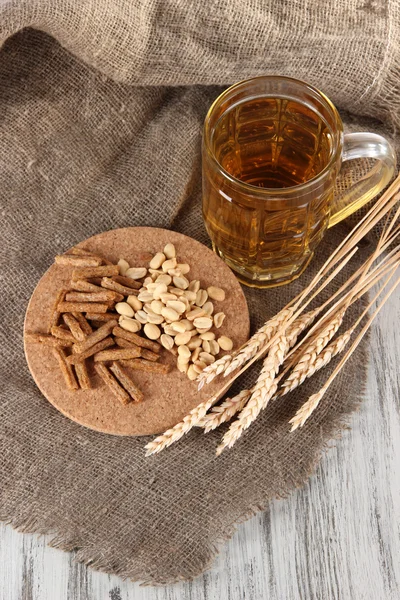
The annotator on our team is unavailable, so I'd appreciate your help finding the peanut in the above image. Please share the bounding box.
[177,345,191,360]
[115,302,134,318]
[126,295,143,311]
[149,252,166,270]
[119,315,141,333]
[163,243,176,259]
[173,275,189,290]
[218,335,233,351]
[126,267,147,280]
[214,312,226,328]
[174,331,192,346]
[144,323,161,340]
[195,289,208,307]
[187,365,198,381]
[118,258,130,276]
[160,333,174,350]
[207,286,226,301]
[193,316,213,329]
[162,258,177,272]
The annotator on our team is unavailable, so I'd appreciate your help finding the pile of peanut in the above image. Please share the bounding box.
[116,243,233,380]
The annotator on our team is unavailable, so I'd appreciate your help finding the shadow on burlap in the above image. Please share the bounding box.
[0,1,398,584]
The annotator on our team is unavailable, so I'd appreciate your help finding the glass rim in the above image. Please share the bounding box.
[203,75,343,195]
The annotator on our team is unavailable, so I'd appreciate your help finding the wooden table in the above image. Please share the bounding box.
[1,293,399,600]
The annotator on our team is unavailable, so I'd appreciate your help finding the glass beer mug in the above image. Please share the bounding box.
[202,76,396,287]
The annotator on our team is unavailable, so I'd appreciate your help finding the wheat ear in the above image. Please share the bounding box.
[223,308,293,377]
[199,389,252,432]
[281,261,399,398]
[197,307,293,389]
[216,335,288,454]
[281,307,346,392]
[289,275,400,432]
[144,396,217,456]
[285,309,320,346]
[197,354,233,390]
[200,311,318,432]
[279,331,351,396]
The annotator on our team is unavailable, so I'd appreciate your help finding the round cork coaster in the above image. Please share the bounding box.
[24,227,250,436]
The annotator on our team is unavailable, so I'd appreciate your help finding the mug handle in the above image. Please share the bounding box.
[328,132,397,227]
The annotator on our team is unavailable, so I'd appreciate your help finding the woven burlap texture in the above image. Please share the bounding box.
[0,0,397,585]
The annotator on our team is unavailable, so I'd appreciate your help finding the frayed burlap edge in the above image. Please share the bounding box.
[0,336,369,586]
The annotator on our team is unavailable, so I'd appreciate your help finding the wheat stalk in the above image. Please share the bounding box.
[289,274,400,432]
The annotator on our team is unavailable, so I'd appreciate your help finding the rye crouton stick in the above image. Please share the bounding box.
[26,333,73,347]
[49,289,68,331]
[68,246,113,265]
[101,277,140,296]
[70,279,104,293]
[69,281,124,302]
[94,347,141,362]
[75,360,91,389]
[66,336,114,364]
[62,313,87,342]
[112,326,161,353]
[53,346,79,390]
[50,325,76,342]
[55,255,102,267]
[85,313,119,322]
[73,319,118,354]
[71,312,93,335]
[120,358,170,374]
[71,265,119,281]
[58,301,109,313]
[65,291,116,303]
[94,363,131,405]
[112,275,141,290]
[109,362,144,402]
[114,337,160,361]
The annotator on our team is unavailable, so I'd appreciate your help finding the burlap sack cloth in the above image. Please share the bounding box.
[0,0,398,585]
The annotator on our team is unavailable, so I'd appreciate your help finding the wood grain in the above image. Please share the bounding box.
[1,293,399,599]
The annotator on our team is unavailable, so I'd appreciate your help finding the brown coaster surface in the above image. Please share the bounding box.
[24,227,250,436]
